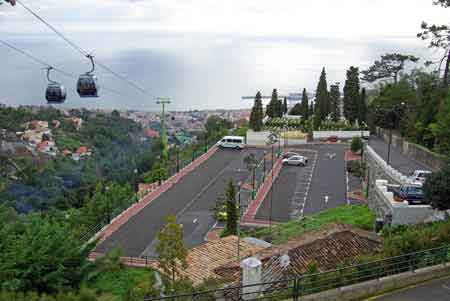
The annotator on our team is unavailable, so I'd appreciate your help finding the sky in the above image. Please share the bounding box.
[0,0,449,111]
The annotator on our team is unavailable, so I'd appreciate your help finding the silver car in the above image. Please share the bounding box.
[282,155,306,166]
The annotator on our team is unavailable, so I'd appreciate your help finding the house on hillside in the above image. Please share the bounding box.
[65,117,83,131]
[72,146,92,161]
[36,140,58,156]
[145,128,160,139]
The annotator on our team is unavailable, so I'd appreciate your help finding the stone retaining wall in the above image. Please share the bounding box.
[376,127,445,171]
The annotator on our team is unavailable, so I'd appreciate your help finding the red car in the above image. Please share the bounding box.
[328,135,338,143]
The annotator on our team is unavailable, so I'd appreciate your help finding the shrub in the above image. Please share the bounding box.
[423,164,450,210]
[351,137,363,153]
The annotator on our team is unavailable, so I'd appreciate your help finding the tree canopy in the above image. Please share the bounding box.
[313,68,330,128]
[343,66,361,124]
[361,53,419,84]
[249,91,264,131]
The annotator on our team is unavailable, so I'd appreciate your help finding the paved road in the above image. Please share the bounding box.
[368,137,430,176]
[255,144,348,222]
[96,148,265,257]
[371,276,450,300]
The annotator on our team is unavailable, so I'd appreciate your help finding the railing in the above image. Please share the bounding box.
[143,245,450,301]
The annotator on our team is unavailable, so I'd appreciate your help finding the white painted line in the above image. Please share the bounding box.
[193,218,198,223]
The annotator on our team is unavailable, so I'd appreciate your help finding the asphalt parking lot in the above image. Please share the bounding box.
[96,147,267,257]
[255,144,348,222]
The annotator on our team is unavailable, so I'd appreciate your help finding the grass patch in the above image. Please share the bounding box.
[251,204,375,244]
[89,267,154,301]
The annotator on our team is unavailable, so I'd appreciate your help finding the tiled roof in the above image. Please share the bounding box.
[166,235,265,286]
[214,223,381,283]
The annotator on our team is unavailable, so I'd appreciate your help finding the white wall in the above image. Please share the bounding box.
[247,130,306,146]
[313,131,370,140]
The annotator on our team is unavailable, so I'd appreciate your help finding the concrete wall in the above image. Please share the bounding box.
[364,145,438,225]
[376,127,445,171]
[301,263,450,301]
[246,130,306,146]
[313,131,370,140]
[372,180,435,225]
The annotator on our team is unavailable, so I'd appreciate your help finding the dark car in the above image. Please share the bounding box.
[393,184,426,205]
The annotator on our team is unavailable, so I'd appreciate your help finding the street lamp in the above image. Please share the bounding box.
[237,181,242,260]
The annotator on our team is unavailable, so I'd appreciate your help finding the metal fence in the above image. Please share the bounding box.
[143,244,450,301]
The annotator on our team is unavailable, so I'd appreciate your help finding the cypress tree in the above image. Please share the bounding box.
[343,66,361,124]
[283,97,288,115]
[301,88,309,119]
[329,83,341,121]
[266,89,279,118]
[359,87,368,123]
[249,91,263,131]
[314,68,330,125]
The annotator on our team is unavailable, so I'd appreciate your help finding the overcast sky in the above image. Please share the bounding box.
[0,0,448,111]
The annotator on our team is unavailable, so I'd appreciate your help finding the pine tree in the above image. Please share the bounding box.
[301,88,309,119]
[249,91,263,131]
[156,215,188,283]
[283,97,288,115]
[343,66,361,124]
[359,87,368,123]
[329,83,341,121]
[314,68,330,126]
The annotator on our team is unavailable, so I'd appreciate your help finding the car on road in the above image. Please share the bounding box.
[283,152,308,163]
[409,170,432,185]
[282,155,306,166]
[393,184,426,205]
[218,136,245,150]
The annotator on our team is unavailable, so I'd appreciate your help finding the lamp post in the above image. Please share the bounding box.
[237,181,242,260]
[386,102,405,165]
[176,147,180,173]
[263,150,267,181]
[133,168,138,203]
[266,130,278,234]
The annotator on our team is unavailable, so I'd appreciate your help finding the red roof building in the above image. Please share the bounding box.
[145,128,160,139]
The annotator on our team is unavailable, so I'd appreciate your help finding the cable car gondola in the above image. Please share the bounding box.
[45,67,66,104]
[77,54,99,98]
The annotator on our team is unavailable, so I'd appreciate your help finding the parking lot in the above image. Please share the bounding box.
[255,144,349,222]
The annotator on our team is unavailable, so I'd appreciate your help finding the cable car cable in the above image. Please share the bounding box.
[15,0,154,97]
[0,38,126,97]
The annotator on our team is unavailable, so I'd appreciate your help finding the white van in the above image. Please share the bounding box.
[218,136,245,150]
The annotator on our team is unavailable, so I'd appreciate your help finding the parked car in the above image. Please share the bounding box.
[409,170,432,185]
[328,135,338,143]
[283,152,308,163]
[282,155,306,166]
[393,184,426,205]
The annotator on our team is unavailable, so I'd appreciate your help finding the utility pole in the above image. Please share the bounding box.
[156,97,171,160]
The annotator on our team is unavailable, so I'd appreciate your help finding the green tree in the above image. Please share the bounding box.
[424,164,450,210]
[301,88,309,119]
[361,53,419,84]
[289,103,303,116]
[222,179,238,236]
[351,137,363,153]
[249,91,264,131]
[0,211,94,294]
[359,87,368,123]
[282,97,288,115]
[329,83,341,121]
[156,215,188,283]
[266,89,282,118]
[418,1,450,85]
[314,68,330,127]
[343,66,361,124]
